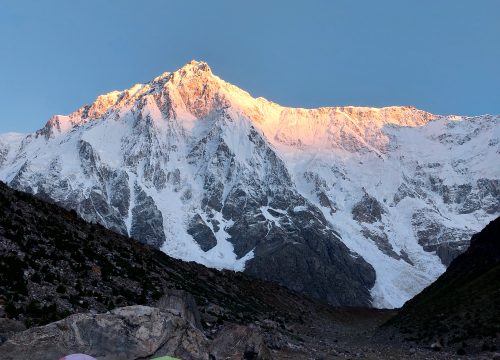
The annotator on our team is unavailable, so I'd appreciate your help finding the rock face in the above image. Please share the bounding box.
[0,305,277,360]
[411,209,472,266]
[0,305,208,360]
[130,185,166,247]
[0,61,498,308]
[244,205,376,306]
[352,193,385,224]
[187,214,217,251]
[156,289,203,331]
[0,318,25,344]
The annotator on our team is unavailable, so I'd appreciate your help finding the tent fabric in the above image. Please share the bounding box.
[59,355,97,360]
[58,353,178,360]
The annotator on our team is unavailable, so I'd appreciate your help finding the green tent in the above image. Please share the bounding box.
[150,356,180,360]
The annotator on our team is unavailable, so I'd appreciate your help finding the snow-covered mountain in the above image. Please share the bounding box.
[1,61,498,308]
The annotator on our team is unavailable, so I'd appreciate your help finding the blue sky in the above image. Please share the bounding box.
[1,0,499,133]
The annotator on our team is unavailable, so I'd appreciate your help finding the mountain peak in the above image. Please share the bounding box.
[174,60,213,80]
[150,60,213,85]
[184,59,212,72]
[38,61,445,141]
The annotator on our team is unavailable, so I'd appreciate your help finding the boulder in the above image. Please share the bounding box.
[430,340,442,352]
[0,318,25,345]
[0,305,208,360]
[209,324,272,360]
[156,289,203,330]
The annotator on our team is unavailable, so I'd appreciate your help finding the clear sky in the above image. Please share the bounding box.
[1,0,499,133]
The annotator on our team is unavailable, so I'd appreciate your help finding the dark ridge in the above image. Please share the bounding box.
[387,216,500,347]
[0,180,329,328]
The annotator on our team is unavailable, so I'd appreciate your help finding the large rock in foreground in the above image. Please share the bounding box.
[0,306,208,360]
[209,324,272,360]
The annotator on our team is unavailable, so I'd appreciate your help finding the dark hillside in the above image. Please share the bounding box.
[0,180,317,328]
[0,181,472,359]
[389,216,500,350]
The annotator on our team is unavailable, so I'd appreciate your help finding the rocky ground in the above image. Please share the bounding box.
[3,293,495,360]
[269,308,499,359]
[0,182,499,359]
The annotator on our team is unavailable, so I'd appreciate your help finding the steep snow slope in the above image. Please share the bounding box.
[269,115,498,307]
[0,61,498,308]
[240,97,498,307]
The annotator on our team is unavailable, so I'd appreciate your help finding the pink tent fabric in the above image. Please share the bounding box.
[59,355,97,360]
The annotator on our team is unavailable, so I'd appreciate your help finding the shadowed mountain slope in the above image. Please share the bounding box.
[388,216,500,348]
[0,180,323,329]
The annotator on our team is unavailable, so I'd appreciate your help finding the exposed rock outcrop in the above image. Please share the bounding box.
[352,193,385,224]
[187,214,217,252]
[412,209,472,265]
[245,204,376,307]
[130,185,166,247]
[156,289,203,331]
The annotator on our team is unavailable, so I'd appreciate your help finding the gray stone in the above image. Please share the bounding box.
[187,214,217,251]
[156,289,203,330]
[392,182,417,205]
[477,178,500,214]
[426,241,469,266]
[245,212,376,307]
[79,140,104,182]
[130,185,166,247]
[0,305,208,360]
[352,193,384,224]
[0,144,7,168]
[318,191,336,214]
[78,188,128,236]
[361,228,412,264]
[412,209,473,265]
[430,340,442,351]
[209,324,272,360]
[109,171,131,218]
[0,318,25,345]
